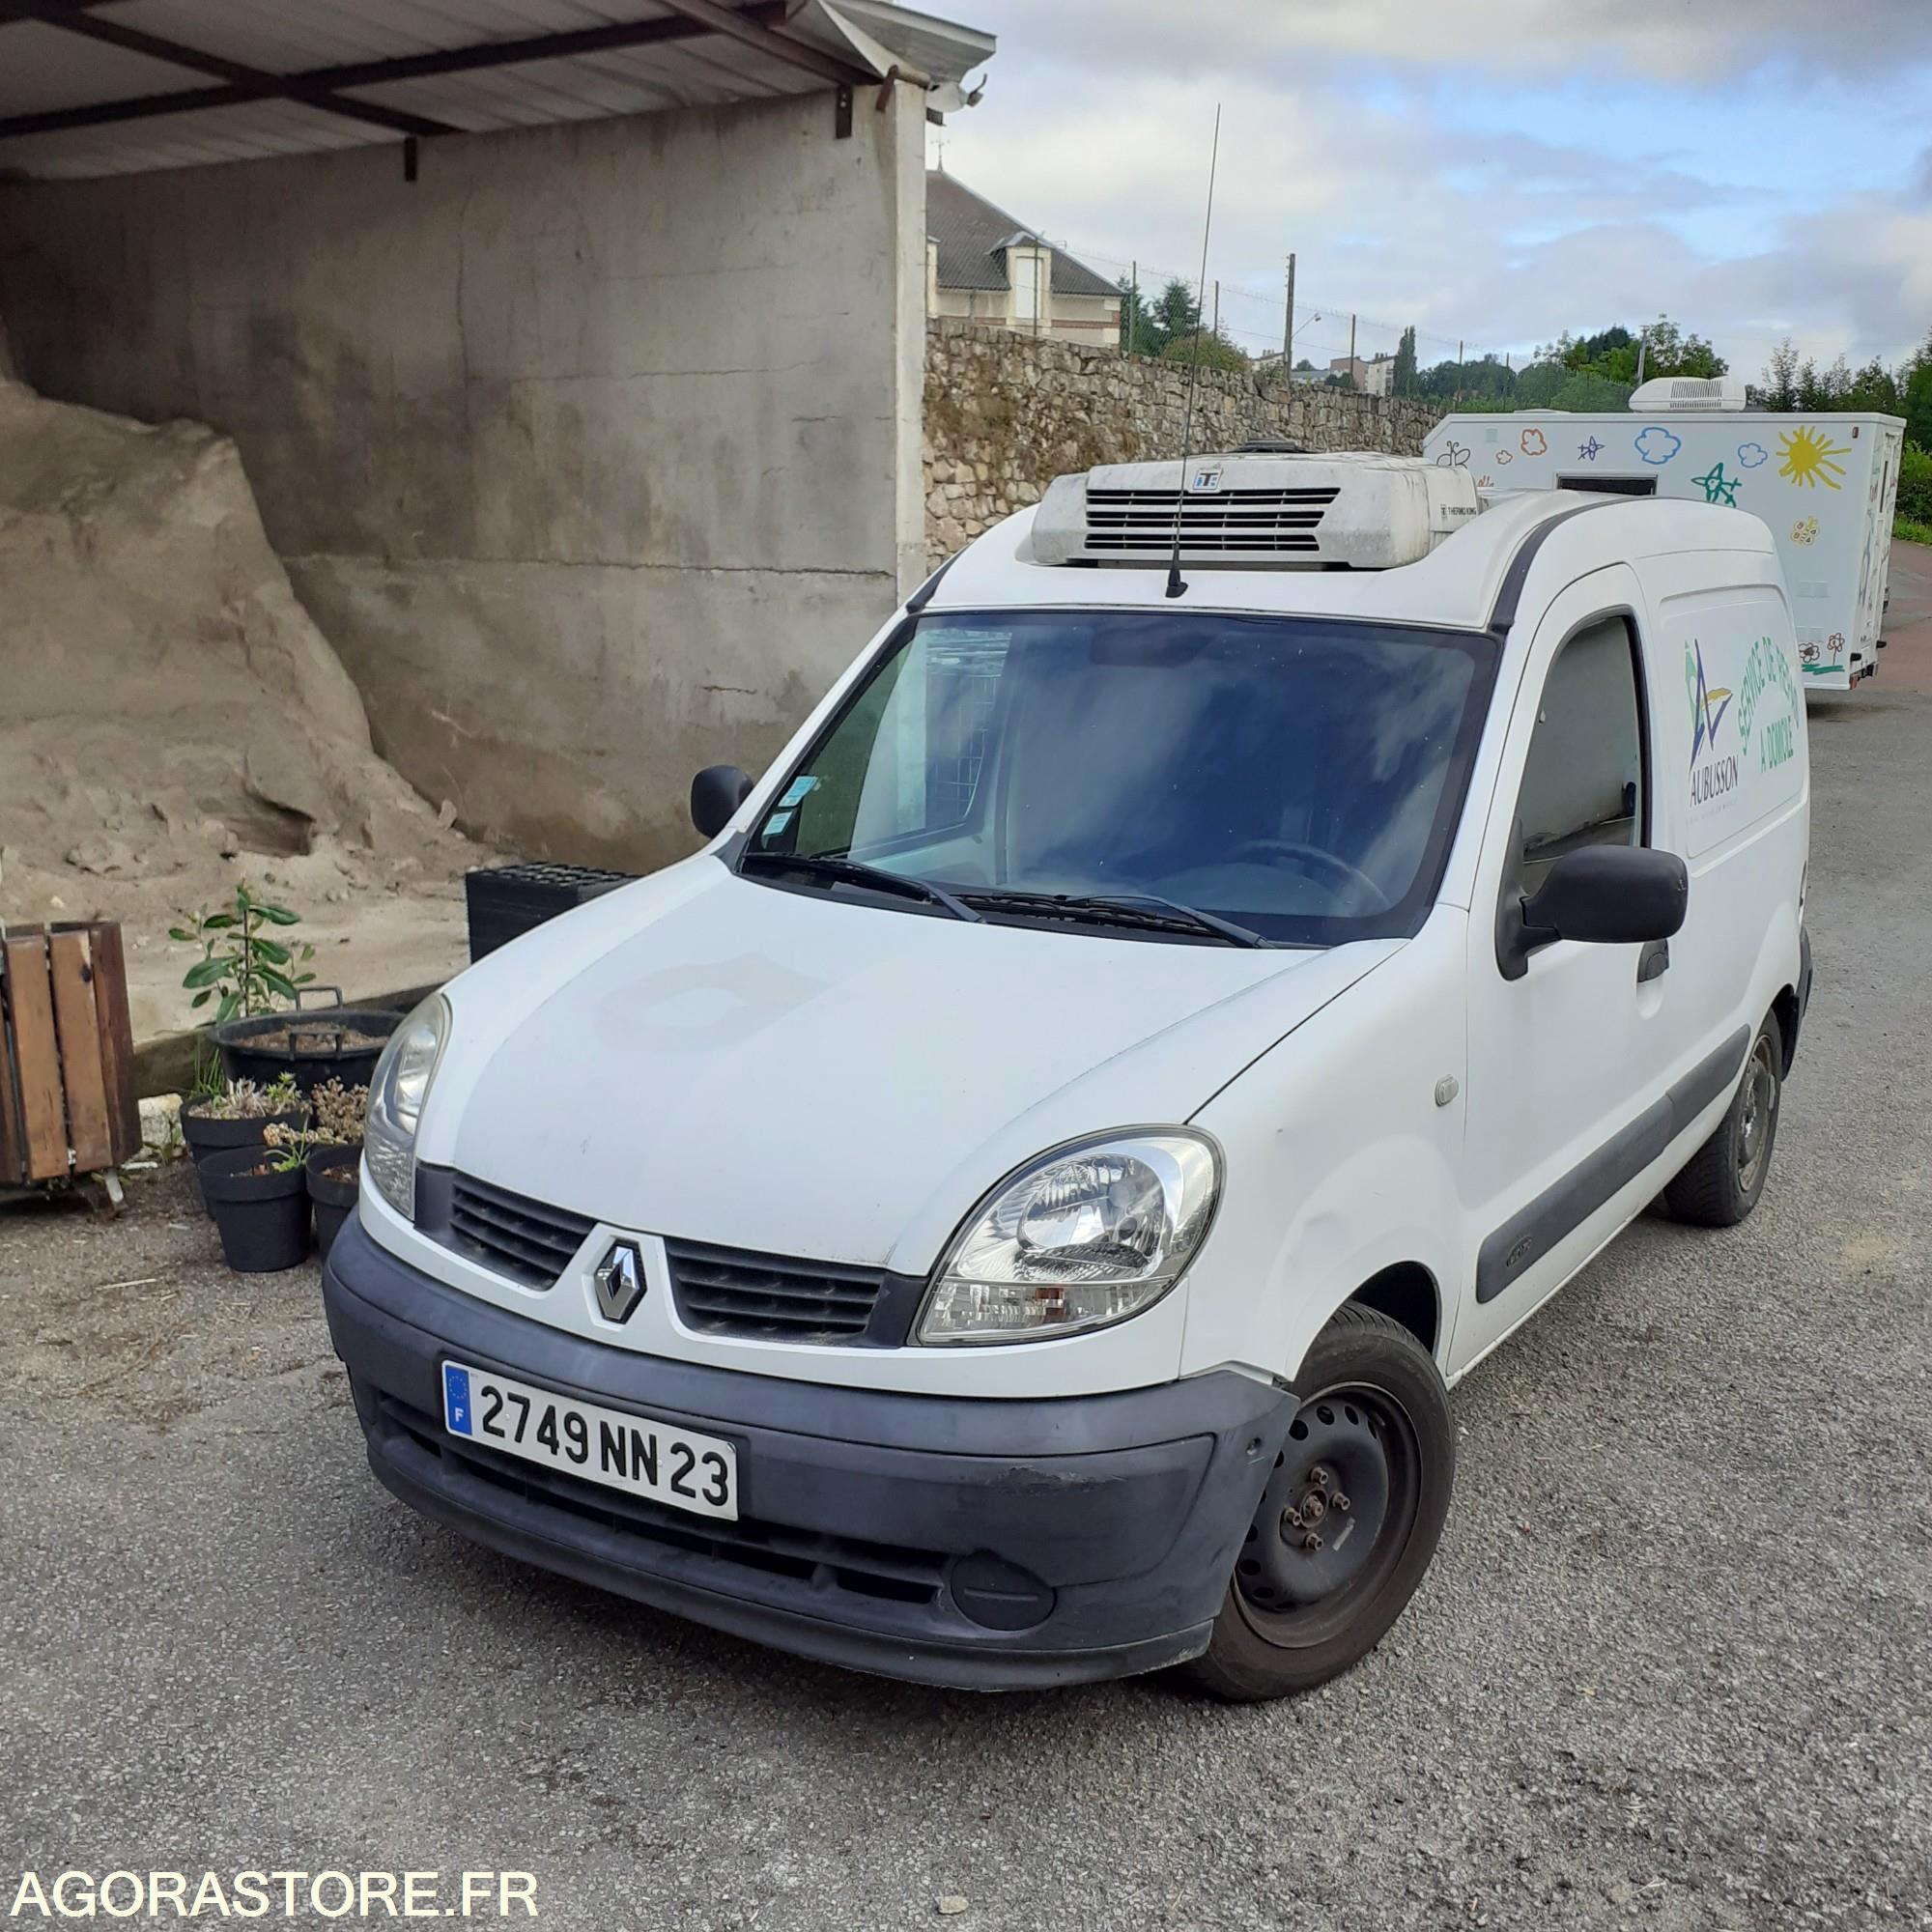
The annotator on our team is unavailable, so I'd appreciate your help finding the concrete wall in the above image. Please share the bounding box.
[923,319,1445,564]
[0,89,928,868]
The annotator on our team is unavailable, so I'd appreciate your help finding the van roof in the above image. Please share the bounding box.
[928,486,1776,636]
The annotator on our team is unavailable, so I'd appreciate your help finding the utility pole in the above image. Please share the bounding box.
[1211,279,1220,338]
[1349,313,1357,381]
[1283,252,1295,364]
[1129,259,1138,355]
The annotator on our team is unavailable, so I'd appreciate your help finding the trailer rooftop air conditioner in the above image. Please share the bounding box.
[1628,376,1747,412]
[1030,452,1480,570]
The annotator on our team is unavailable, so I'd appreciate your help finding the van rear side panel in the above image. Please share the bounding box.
[1640,559,1807,1089]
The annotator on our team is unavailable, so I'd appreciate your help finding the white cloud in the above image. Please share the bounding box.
[937,4,1932,379]
[962,0,1932,85]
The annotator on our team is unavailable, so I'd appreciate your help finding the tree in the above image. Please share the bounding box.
[1116,276,1201,359]
[1843,356,1902,414]
[1159,329,1248,374]
[1117,275,1205,358]
[1393,325,1418,398]
[1415,355,1517,403]
[1533,318,1725,387]
[1903,331,1932,452]
[1756,337,1801,410]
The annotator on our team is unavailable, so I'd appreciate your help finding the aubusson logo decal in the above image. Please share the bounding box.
[1687,638,1740,810]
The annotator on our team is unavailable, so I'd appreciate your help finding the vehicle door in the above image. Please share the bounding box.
[1452,567,1682,1375]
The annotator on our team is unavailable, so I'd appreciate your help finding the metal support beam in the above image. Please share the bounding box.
[2,0,456,138]
[0,2,797,145]
[649,0,871,89]
[0,0,112,18]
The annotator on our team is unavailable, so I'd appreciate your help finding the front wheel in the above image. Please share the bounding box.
[1181,1304,1455,1702]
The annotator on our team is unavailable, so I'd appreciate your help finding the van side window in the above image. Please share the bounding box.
[1516,615,1645,894]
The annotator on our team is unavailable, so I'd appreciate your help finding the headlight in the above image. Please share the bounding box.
[363,994,450,1220]
[917,1130,1219,1345]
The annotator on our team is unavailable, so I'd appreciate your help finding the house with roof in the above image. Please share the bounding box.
[926,170,1121,344]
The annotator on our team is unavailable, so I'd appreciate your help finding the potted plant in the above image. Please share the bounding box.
[198,1139,314,1273]
[270,1078,367,1264]
[180,1073,307,1216]
[172,884,403,1094]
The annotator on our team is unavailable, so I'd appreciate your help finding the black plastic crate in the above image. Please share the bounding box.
[465,863,636,962]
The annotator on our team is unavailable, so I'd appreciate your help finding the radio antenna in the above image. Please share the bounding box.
[1166,103,1222,601]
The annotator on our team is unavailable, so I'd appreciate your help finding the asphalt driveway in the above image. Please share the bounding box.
[3,553,1929,1931]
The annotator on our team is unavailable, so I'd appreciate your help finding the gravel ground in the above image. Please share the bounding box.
[3,589,1929,1931]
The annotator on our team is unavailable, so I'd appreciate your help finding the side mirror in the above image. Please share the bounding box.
[1497,844,1687,980]
[690,765,754,839]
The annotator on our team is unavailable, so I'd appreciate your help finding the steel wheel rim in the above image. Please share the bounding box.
[1736,1035,1778,1193]
[1233,1380,1422,1650]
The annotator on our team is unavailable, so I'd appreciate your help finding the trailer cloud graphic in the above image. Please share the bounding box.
[1635,427,1683,466]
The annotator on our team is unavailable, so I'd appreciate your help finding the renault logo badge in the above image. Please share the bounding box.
[592,1239,647,1323]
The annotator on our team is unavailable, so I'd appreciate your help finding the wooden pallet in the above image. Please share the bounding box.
[0,923,140,1184]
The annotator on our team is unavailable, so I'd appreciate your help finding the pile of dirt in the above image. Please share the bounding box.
[0,374,491,1040]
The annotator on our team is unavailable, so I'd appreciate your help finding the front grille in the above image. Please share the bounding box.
[378,1393,944,1608]
[1083,484,1339,554]
[446,1173,596,1289]
[667,1239,887,1343]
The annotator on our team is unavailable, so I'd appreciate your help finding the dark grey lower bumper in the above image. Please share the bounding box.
[322,1219,1293,1690]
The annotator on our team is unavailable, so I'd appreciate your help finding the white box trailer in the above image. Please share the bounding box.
[1424,381,1905,692]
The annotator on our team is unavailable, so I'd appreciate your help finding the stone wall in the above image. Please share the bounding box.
[924,318,1445,563]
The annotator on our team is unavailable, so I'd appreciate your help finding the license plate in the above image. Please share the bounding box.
[441,1363,738,1520]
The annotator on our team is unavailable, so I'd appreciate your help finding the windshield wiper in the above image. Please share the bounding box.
[960,888,1264,948]
[740,851,981,923]
[1072,892,1266,948]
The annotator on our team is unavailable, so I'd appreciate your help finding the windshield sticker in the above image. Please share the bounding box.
[763,810,794,837]
[777,777,819,809]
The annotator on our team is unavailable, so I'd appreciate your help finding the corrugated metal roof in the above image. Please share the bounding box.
[926,169,1116,299]
[0,0,995,181]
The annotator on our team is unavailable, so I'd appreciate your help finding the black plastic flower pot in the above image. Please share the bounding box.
[306,1140,362,1265]
[178,1102,308,1217]
[214,987,401,1096]
[197,1145,314,1273]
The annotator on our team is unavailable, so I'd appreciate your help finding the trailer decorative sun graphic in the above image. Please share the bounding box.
[1776,425,1849,491]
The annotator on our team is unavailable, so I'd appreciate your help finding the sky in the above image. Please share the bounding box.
[930,0,1932,383]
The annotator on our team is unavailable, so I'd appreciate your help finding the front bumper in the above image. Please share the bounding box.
[323,1219,1293,1690]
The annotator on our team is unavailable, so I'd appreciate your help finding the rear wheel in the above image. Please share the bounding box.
[1664,1012,1782,1228]
[1181,1304,1454,1702]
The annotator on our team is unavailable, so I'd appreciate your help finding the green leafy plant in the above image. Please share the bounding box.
[170,883,318,1023]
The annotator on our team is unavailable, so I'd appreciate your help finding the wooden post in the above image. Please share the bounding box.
[2,935,68,1180]
[1283,252,1295,363]
[48,931,112,1175]
[84,923,141,1164]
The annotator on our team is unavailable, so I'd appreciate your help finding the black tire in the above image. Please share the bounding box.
[1180,1304,1454,1702]
[1664,1011,1783,1228]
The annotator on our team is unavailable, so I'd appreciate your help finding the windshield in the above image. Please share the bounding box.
[740,609,1496,945]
